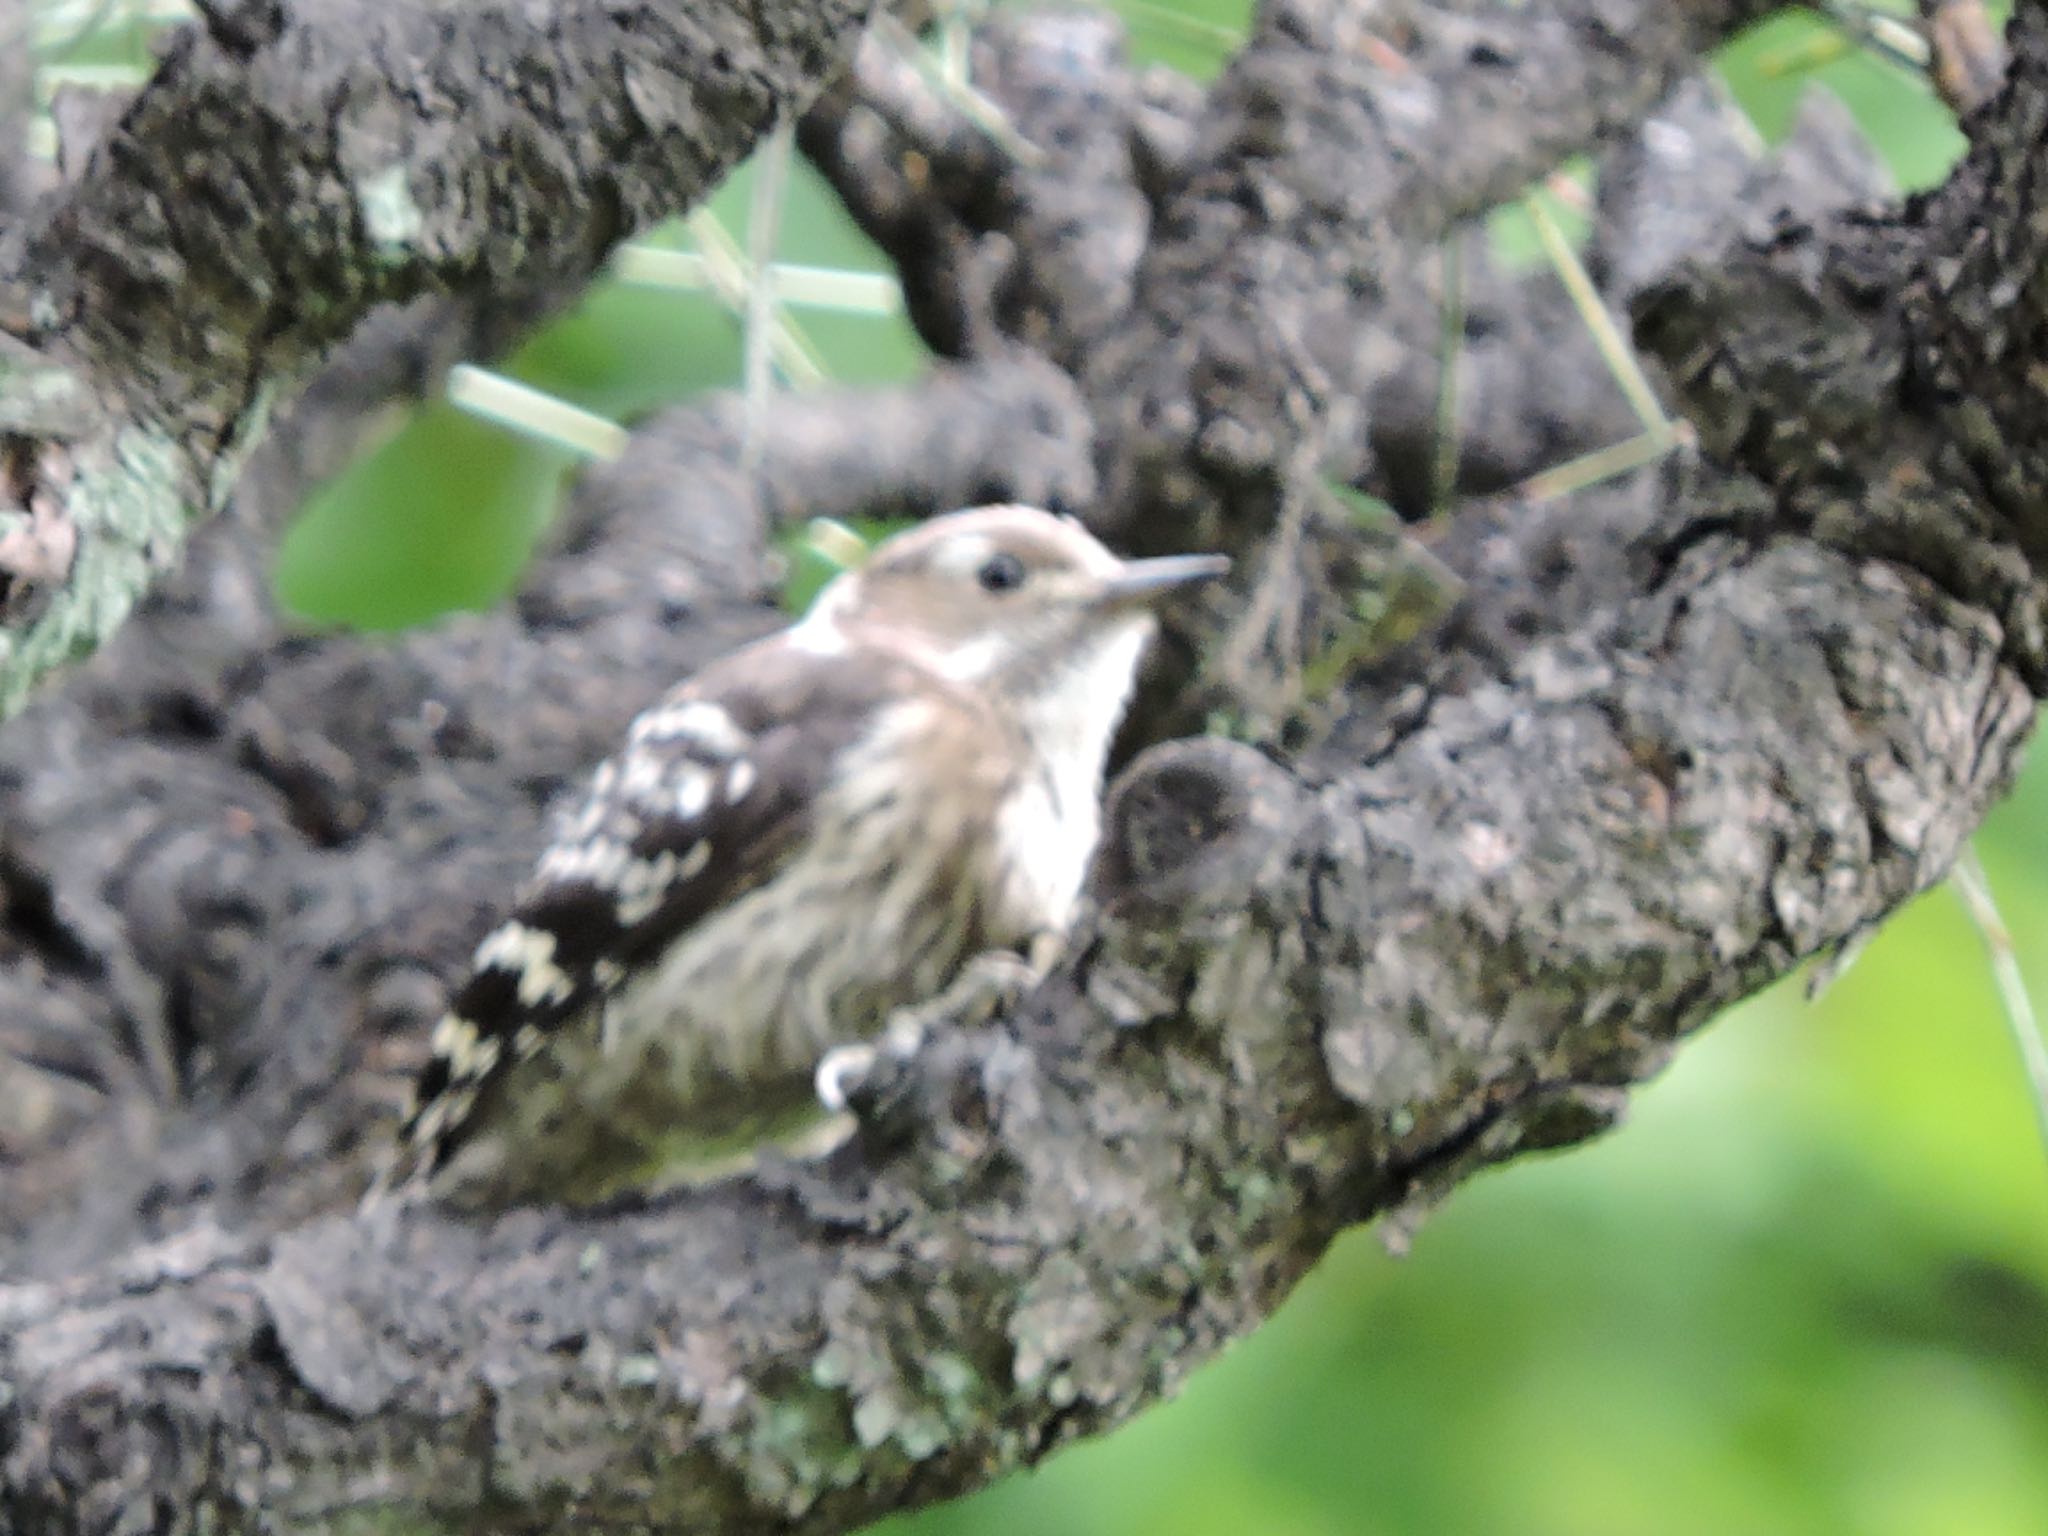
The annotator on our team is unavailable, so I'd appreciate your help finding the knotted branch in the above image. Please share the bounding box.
[4,3,2045,1534]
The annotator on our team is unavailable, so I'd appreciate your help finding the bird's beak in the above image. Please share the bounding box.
[1096,553,1231,608]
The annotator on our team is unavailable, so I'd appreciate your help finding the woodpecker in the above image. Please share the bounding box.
[378,504,1228,1209]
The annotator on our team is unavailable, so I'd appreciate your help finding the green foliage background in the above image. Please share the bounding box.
[263,4,2045,1530]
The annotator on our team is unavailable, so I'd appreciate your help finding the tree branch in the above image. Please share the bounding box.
[1084,0,1782,543]
[4,1,2045,1532]
[0,0,30,221]
[0,0,873,712]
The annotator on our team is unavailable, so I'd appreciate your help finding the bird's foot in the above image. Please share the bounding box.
[814,937,1059,1114]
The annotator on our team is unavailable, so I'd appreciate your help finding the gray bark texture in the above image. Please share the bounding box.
[0,0,2041,1532]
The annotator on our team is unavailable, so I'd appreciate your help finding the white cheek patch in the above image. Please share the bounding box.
[790,577,855,655]
[926,633,1005,683]
[991,615,1153,932]
[788,610,848,656]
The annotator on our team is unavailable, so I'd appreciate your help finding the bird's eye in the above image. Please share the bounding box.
[977,552,1027,593]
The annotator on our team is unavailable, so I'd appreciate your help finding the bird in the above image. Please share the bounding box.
[376,503,1229,1210]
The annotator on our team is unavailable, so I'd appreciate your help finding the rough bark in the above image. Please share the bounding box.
[0,0,29,221]
[0,0,872,712]
[3,1,2045,1533]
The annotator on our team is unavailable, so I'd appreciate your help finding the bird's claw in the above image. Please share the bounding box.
[813,940,1057,1114]
[815,1039,886,1114]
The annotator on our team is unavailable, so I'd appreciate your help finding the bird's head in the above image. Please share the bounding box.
[797,506,1229,718]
